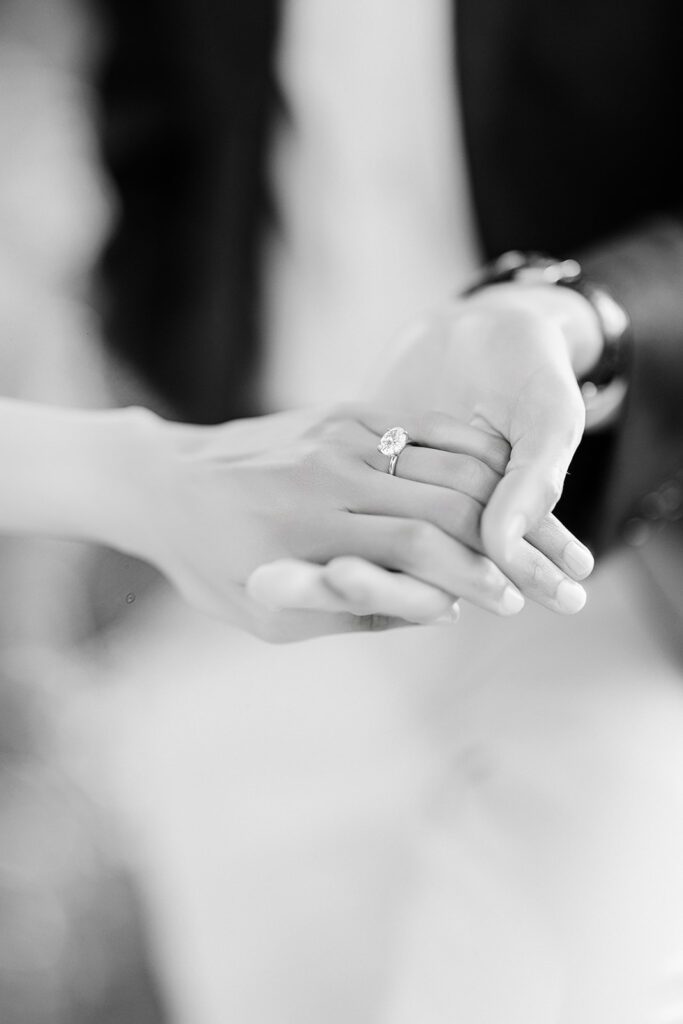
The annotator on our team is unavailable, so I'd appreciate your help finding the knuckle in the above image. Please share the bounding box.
[521,556,552,591]
[514,555,543,588]
[479,557,506,593]
[542,469,565,511]
[304,404,357,445]
[320,417,351,446]
[484,438,510,474]
[295,443,328,479]
[478,512,498,559]
[444,494,481,543]
[566,386,587,421]
[557,413,583,450]
[470,303,539,340]
[458,550,505,595]
[325,556,353,582]
[345,580,371,607]
[397,520,439,568]
[463,500,484,541]
[459,456,489,494]
[549,389,586,446]
[415,410,445,442]
[297,443,356,495]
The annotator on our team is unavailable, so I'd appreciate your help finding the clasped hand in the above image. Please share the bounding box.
[139,359,592,642]
[239,285,599,638]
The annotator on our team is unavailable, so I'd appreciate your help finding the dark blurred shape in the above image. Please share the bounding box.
[97,0,281,424]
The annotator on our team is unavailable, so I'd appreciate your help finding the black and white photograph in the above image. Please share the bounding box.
[1,1,683,1021]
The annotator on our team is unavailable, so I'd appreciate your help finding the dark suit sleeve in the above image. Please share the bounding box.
[96,0,280,424]
[563,215,683,550]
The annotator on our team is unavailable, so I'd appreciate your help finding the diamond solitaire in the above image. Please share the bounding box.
[378,427,410,475]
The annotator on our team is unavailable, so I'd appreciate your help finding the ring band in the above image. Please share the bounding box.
[378,427,411,475]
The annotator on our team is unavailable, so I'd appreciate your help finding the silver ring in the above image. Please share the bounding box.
[377,427,411,476]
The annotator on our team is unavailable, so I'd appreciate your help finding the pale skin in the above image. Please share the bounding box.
[0,285,597,645]
[248,281,605,627]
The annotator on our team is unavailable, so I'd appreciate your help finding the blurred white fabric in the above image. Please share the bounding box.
[0,0,115,651]
[380,535,683,1024]
[67,533,683,1024]
[262,0,481,411]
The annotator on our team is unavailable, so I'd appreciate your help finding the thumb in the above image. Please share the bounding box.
[246,560,412,640]
[481,388,585,563]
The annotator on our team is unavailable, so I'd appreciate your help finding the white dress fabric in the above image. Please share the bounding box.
[379,539,683,1024]
[262,0,481,411]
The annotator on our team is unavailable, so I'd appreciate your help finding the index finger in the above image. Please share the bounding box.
[245,561,416,638]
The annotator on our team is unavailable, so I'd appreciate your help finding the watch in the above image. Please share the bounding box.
[460,250,633,400]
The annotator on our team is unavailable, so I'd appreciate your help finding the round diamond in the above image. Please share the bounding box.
[378,427,409,457]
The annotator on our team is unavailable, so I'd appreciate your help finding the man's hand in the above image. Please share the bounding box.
[243,284,603,628]
[373,283,603,606]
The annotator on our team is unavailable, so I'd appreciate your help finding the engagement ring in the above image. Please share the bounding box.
[378,427,411,475]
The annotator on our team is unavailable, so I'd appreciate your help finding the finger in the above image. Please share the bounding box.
[525,513,595,582]
[500,536,588,615]
[322,557,460,624]
[482,379,585,559]
[365,443,501,504]
[358,473,485,552]
[468,412,500,435]
[179,568,413,640]
[342,514,525,617]
[248,557,458,625]
[245,562,415,638]
[247,558,352,613]
[357,477,592,610]
[253,605,416,641]
[354,407,510,473]
[353,445,595,604]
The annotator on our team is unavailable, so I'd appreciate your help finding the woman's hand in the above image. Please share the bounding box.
[0,397,593,644]
[134,403,592,641]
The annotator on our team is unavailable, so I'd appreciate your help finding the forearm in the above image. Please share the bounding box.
[0,398,156,556]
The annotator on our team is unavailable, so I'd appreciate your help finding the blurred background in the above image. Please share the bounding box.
[0,0,167,1019]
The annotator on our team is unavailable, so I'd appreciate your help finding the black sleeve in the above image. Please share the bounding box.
[560,215,683,551]
[95,0,281,424]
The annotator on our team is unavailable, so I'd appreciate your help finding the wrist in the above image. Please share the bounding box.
[0,400,164,558]
[463,282,603,378]
[84,405,169,559]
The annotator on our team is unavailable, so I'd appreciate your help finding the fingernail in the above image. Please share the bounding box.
[434,602,461,625]
[556,578,587,613]
[500,585,525,615]
[563,540,594,579]
[504,514,527,559]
